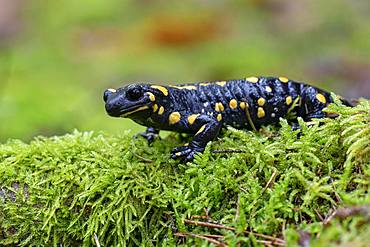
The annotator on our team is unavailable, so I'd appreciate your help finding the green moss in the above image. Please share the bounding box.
[1,97,369,246]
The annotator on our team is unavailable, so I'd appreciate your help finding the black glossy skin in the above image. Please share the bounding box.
[104,76,344,161]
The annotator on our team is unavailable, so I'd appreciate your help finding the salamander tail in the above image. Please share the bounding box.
[340,98,357,107]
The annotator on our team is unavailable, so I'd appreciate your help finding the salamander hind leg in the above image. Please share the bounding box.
[171,115,221,162]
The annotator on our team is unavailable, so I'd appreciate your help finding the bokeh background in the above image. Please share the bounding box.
[0,0,369,142]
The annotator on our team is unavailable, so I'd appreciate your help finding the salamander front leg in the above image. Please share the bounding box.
[171,115,221,161]
[139,127,160,144]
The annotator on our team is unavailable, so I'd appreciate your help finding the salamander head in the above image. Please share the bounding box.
[104,84,156,118]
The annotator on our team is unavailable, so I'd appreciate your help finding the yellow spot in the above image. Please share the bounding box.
[265,86,272,92]
[246,76,259,83]
[279,77,289,83]
[257,98,266,106]
[316,93,326,104]
[169,112,181,125]
[215,102,224,112]
[171,85,197,90]
[151,85,168,96]
[175,152,182,156]
[152,104,158,112]
[217,114,222,121]
[199,83,210,86]
[229,99,238,109]
[286,96,292,105]
[184,143,189,146]
[107,88,116,93]
[120,106,149,117]
[257,107,265,118]
[187,114,200,125]
[240,102,247,110]
[216,81,227,87]
[196,125,206,135]
[147,92,155,102]
[158,106,165,115]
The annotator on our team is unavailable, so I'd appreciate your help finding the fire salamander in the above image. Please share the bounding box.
[104,76,351,161]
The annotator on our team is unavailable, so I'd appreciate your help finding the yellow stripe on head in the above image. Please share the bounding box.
[120,106,149,117]
[150,85,169,96]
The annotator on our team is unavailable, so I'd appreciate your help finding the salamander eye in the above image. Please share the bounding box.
[126,85,143,101]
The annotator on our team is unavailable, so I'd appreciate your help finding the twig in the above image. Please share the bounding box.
[191,208,212,220]
[235,194,241,221]
[256,239,284,246]
[323,208,336,225]
[130,151,154,163]
[176,232,284,247]
[204,207,209,218]
[249,169,278,220]
[94,232,101,247]
[329,177,342,204]
[184,219,234,230]
[183,219,285,245]
[262,169,278,193]
[191,215,210,220]
[239,186,248,194]
[333,190,342,204]
[314,209,324,222]
[202,234,225,239]
[175,232,228,247]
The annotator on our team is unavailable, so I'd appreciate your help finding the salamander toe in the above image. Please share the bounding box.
[170,144,205,161]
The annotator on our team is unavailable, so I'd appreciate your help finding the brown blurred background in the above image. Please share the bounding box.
[0,0,369,141]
